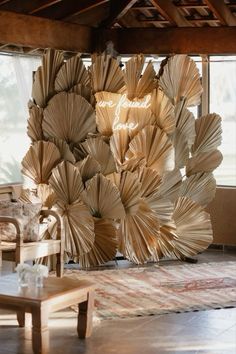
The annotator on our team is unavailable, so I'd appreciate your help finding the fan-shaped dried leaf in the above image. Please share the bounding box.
[83,173,125,219]
[76,155,101,183]
[138,167,162,201]
[79,137,116,175]
[55,54,90,92]
[37,183,56,208]
[150,88,175,134]
[159,55,203,107]
[79,218,118,267]
[21,141,61,184]
[57,201,95,257]
[107,171,141,215]
[118,201,160,264]
[172,128,189,168]
[126,125,175,174]
[49,137,76,163]
[49,161,84,204]
[172,197,213,257]
[69,83,95,106]
[32,49,64,108]
[121,154,146,173]
[186,150,223,176]
[127,105,156,138]
[19,188,41,204]
[156,168,182,203]
[91,53,125,93]
[110,129,130,166]
[180,172,216,208]
[124,55,156,100]
[192,113,222,155]
[175,103,196,148]
[154,225,176,259]
[27,105,44,142]
[43,92,96,145]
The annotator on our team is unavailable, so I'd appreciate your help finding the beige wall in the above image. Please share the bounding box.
[206,187,236,245]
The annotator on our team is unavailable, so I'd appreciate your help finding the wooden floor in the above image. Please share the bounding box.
[0,249,236,354]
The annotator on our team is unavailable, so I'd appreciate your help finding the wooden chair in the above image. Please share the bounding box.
[0,185,64,277]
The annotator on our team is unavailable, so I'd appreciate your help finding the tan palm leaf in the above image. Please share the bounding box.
[69,83,95,106]
[76,155,101,183]
[49,161,84,204]
[124,55,156,100]
[154,224,176,259]
[127,105,156,139]
[172,128,189,168]
[186,150,223,176]
[172,196,213,258]
[192,113,222,155]
[107,171,141,215]
[79,218,118,267]
[27,105,44,142]
[159,55,203,107]
[79,137,116,175]
[110,129,130,166]
[43,92,96,145]
[175,103,196,148]
[156,168,182,203]
[150,88,175,134]
[118,201,160,264]
[180,172,216,208]
[121,154,146,173]
[138,167,162,201]
[91,53,125,93]
[21,140,61,184]
[57,201,95,257]
[32,49,64,108]
[37,183,56,208]
[126,125,175,174]
[55,54,90,92]
[83,173,125,219]
[49,137,76,163]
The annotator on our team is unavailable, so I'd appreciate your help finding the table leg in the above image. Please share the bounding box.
[17,310,31,327]
[31,305,49,354]
[77,290,94,339]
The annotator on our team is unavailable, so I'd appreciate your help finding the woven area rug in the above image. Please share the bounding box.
[63,261,236,320]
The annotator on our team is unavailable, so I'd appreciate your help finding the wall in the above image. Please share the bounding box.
[206,187,236,245]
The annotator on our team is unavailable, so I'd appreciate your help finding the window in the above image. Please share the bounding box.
[0,53,41,184]
[209,56,236,186]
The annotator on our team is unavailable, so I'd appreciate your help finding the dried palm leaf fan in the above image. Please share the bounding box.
[110,129,131,167]
[186,149,223,176]
[126,125,175,174]
[175,103,196,148]
[159,55,203,107]
[121,154,146,173]
[27,105,44,142]
[48,137,76,163]
[172,196,213,258]
[127,105,156,139]
[76,155,101,184]
[191,113,222,155]
[95,92,128,136]
[83,173,125,219]
[180,172,216,208]
[32,49,64,108]
[37,183,56,208]
[124,55,156,100]
[107,171,142,215]
[79,218,118,267]
[150,88,176,135]
[69,83,95,106]
[156,168,182,203]
[55,54,90,92]
[154,224,176,259]
[90,53,125,93]
[118,201,160,264]
[79,137,116,175]
[56,200,95,258]
[21,140,61,184]
[49,160,84,205]
[42,92,96,145]
[172,128,189,168]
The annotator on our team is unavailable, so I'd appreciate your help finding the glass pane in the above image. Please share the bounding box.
[209,56,236,186]
[0,53,41,185]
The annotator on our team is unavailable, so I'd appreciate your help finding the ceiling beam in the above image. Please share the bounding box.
[101,0,138,27]
[95,27,236,54]
[0,11,92,52]
[149,0,193,27]
[204,0,236,26]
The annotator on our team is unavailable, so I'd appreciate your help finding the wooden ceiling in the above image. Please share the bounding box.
[0,0,236,55]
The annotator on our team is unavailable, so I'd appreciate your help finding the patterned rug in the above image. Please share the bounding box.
[63,261,236,320]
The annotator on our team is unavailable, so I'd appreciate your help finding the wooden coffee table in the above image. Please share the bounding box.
[0,274,95,354]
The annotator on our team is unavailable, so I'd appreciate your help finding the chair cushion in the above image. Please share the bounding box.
[0,201,42,242]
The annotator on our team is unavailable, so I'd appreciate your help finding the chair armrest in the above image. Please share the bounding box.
[40,209,63,241]
[0,216,23,245]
